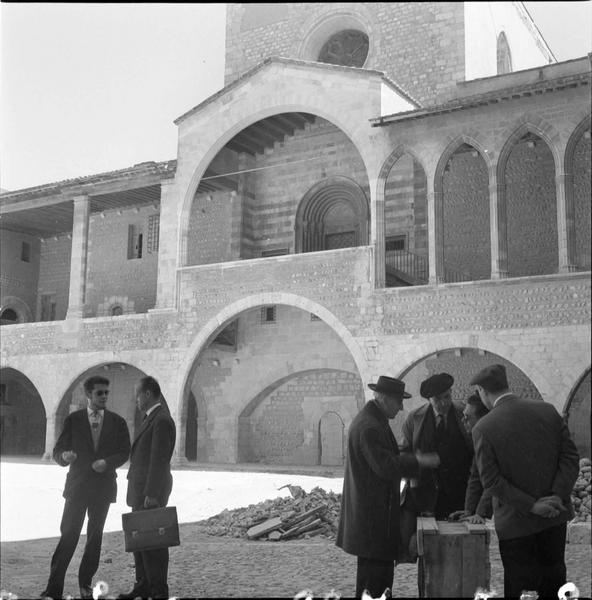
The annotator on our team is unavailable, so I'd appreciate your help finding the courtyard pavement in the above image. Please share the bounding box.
[1,459,590,598]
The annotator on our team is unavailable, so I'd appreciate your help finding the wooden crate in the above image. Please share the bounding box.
[416,517,490,598]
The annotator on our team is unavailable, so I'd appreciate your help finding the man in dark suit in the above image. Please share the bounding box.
[449,393,492,523]
[118,376,176,600]
[400,373,473,519]
[41,376,131,600]
[470,364,579,599]
[336,375,439,598]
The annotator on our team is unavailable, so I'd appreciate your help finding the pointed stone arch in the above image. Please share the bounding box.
[497,121,560,277]
[434,136,491,281]
[564,115,591,270]
[295,176,369,253]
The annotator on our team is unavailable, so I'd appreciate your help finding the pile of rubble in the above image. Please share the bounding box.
[571,458,591,522]
[203,485,342,541]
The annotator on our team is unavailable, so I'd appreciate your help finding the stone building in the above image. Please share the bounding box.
[1,2,590,465]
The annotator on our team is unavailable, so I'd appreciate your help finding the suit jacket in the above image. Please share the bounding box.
[336,400,419,561]
[464,457,492,518]
[126,404,176,509]
[400,401,473,513]
[53,408,131,503]
[472,394,579,540]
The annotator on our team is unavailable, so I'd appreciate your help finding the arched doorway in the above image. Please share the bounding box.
[318,411,345,466]
[295,177,369,253]
[0,368,46,456]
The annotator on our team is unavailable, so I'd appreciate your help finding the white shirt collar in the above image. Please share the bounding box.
[87,406,104,417]
[145,403,161,417]
[493,392,513,408]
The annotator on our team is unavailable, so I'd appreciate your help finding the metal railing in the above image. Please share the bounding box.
[385,250,472,286]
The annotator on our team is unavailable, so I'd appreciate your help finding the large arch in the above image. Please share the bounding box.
[0,367,46,456]
[237,368,360,465]
[295,176,369,253]
[564,367,591,460]
[177,292,368,416]
[0,296,33,325]
[178,103,378,270]
[55,362,154,446]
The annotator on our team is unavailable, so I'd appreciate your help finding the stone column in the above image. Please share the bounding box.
[66,195,90,319]
[370,175,386,288]
[153,179,179,311]
[43,413,57,460]
[490,174,509,279]
[427,178,444,284]
[556,168,578,273]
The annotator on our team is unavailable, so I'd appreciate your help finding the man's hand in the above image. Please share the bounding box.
[416,451,440,469]
[530,495,565,518]
[61,451,77,464]
[461,513,486,524]
[448,510,469,521]
[91,459,107,473]
[144,496,160,509]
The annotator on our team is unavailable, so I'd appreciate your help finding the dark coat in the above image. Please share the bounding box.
[336,400,419,561]
[400,401,473,514]
[126,404,176,509]
[53,408,131,503]
[464,457,492,518]
[472,394,579,540]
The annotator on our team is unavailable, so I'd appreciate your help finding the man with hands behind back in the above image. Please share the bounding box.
[41,376,130,600]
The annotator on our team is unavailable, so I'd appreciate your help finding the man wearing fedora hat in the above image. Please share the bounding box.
[470,364,579,599]
[336,375,440,598]
[400,373,473,521]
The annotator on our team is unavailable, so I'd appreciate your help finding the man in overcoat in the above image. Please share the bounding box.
[336,375,440,598]
[41,376,131,600]
[118,376,176,600]
[470,364,579,599]
[400,373,473,520]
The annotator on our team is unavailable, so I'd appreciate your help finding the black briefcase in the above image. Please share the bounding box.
[122,506,180,552]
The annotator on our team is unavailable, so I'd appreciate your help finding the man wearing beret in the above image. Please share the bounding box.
[470,364,579,599]
[400,373,473,521]
[336,375,440,598]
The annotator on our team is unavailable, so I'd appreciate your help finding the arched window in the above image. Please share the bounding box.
[110,305,123,317]
[497,32,512,74]
[0,308,19,326]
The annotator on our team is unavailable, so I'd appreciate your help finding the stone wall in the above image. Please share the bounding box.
[0,229,40,321]
[574,133,591,270]
[224,3,467,104]
[86,204,159,315]
[38,235,71,321]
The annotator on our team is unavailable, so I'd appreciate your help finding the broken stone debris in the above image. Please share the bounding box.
[203,485,341,541]
[570,457,591,523]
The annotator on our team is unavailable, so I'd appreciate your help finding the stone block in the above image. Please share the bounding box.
[567,521,591,545]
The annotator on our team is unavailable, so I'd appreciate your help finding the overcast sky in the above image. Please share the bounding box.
[1,2,590,192]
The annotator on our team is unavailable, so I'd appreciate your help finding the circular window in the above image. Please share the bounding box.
[318,30,369,68]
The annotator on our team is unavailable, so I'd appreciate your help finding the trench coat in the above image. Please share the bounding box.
[336,400,419,561]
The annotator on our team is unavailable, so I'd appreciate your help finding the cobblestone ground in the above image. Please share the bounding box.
[1,522,590,599]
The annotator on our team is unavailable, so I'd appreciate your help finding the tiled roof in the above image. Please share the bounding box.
[371,69,591,126]
[0,160,177,201]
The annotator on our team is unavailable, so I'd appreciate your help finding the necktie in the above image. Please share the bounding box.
[436,414,446,439]
[90,411,101,450]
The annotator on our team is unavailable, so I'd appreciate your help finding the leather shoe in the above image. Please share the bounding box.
[79,585,93,599]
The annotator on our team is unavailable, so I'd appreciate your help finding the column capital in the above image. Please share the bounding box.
[72,194,90,204]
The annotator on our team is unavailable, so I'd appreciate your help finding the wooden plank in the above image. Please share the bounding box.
[246,516,283,539]
[282,505,326,528]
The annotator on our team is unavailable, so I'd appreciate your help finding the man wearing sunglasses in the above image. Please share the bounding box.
[41,375,131,600]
